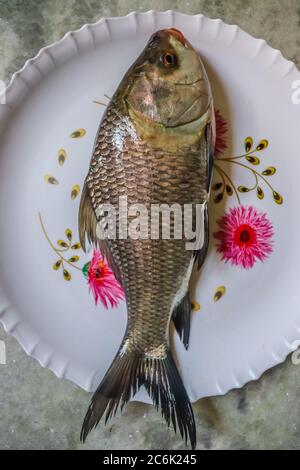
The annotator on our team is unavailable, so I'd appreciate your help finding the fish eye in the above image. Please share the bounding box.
[161,52,177,68]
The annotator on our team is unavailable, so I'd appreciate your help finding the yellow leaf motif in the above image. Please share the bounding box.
[63,269,71,281]
[262,167,276,176]
[57,240,68,248]
[44,174,59,185]
[226,185,233,195]
[238,186,250,193]
[71,243,81,250]
[65,229,72,241]
[58,149,67,166]
[214,286,226,302]
[70,128,86,139]
[246,155,260,165]
[244,137,253,152]
[53,259,62,270]
[191,302,201,312]
[214,193,223,203]
[71,184,80,200]
[68,256,79,263]
[273,191,283,205]
[257,187,264,200]
[256,139,269,151]
[212,182,223,191]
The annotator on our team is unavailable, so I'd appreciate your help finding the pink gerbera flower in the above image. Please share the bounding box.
[213,205,274,269]
[83,249,124,308]
[215,109,228,155]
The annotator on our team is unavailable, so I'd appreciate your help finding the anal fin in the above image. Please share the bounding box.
[172,291,191,350]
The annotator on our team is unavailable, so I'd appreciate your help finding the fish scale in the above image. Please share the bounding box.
[86,101,206,353]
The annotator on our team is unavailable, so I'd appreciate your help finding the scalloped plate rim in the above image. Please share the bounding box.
[0,10,299,400]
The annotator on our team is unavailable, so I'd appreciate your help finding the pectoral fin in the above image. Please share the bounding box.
[78,183,98,253]
[78,183,122,285]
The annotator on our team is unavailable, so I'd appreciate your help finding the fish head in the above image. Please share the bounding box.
[125,29,212,128]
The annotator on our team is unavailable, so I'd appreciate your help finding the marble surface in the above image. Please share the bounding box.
[0,0,300,450]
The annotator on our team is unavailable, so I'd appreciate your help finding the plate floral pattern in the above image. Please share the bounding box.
[211,111,283,269]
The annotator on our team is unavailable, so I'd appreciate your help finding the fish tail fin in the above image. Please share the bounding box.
[80,347,196,449]
[144,350,197,449]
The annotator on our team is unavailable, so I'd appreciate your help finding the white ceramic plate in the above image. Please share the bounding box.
[0,11,300,402]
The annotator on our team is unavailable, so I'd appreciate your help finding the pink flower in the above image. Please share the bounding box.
[215,109,228,155]
[83,249,124,308]
[213,205,274,269]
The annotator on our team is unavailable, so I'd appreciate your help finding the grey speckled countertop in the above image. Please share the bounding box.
[0,0,300,450]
